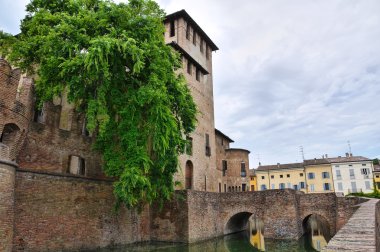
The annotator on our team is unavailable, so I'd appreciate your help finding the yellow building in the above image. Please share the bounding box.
[249,217,265,251]
[255,163,306,192]
[374,164,380,191]
[304,159,334,193]
[249,169,257,191]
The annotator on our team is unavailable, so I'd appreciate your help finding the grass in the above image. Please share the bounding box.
[347,190,380,199]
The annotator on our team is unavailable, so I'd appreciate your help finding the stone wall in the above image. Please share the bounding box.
[13,169,150,251]
[376,200,380,251]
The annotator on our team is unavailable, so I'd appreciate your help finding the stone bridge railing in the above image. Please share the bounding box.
[150,189,360,243]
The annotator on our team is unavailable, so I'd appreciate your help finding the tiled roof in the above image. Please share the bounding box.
[256,162,303,171]
[249,169,255,176]
[327,156,371,163]
[303,158,330,166]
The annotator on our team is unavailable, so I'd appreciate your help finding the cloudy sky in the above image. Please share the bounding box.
[1,0,379,167]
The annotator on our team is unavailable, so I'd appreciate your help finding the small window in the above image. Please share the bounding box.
[335,165,339,168]
[222,160,227,176]
[193,30,196,45]
[186,23,190,40]
[287,174,290,178]
[33,107,44,123]
[365,181,371,190]
[336,170,342,179]
[310,184,315,192]
[322,172,330,179]
[271,175,274,179]
[206,45,209,60]
[279,183,285,189]
[362,164,367,166]
[205,133,211,156]
[185,137,193,156]
[300,173,304,177]
[187,61,192,75]
[349,164,353,167]
[308,172,315,179]
[69,155,85,176]
[261,176,265,179]
[241,162,246,177]
[170,20,175,37]
[323,183,331,191]
[338,182,343,191]
[261,184,267,190]
[299,182,305,189]
[280,175,283,178]
[200,39,204,53]
[349,169,355,179]
[271,184,275,189]
[196,68,201,82]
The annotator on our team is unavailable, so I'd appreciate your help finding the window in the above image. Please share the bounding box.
[224,184,227,192]
[271,175,274,179]
[261,176,265,179]
[241,162,246,177]
[170,20,175,37]
[336,170,342,180]
[362,164,367,166]
[69,155,85,176]
[287,174,290,178]
[261,184,267,190]
[351,182,357,193]
[308,172,315,179]
[293,185,298,190]
[196,68,201,81]
[279,183,285,189]
[349,169,355,179]
[219,183,221,193]
[33,107,44,123]
[193,30,196,45]
[271,184,275,189]
[228,186,231,192]
[280,175,283,178]
[200,39,204,53]
[187,61,192,75]
[300,173,304,177]
[186,23,190,40]
[299,182,305,189]
[349,164,353,167]
[251,185,255,191]
[185,161,193,189]
[205,133,211,156]
[335,165,339,168]
[310,184,315,192]
[338,182,343,191]
[365,181,371,190]
[242,184,246,192]
[287,183,292,189]
[322,172,330,179]
[222,160,227,176]
[323,183,331,191]
[376,175,380,178]
[206,45,209,60]
[185,137,193,156]
[361,168,370,175]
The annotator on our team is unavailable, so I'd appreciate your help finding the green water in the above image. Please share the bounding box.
[84,232,317,252]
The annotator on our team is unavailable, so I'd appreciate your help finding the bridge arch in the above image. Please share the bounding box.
[224,211,253,234]
[302,213,331,237]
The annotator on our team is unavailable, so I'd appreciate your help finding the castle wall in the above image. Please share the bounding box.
[0,161,17,252]
[13,170,150,251]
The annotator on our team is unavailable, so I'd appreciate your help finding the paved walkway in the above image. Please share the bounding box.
[322,198,379,252]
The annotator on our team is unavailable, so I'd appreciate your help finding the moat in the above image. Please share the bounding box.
[85,216,330,252]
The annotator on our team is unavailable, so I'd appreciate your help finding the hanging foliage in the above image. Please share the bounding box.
[1,0,197,209]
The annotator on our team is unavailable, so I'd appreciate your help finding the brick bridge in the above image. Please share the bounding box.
[150,189,360,243]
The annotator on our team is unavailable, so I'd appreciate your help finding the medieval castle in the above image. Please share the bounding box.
[0,10,251,251]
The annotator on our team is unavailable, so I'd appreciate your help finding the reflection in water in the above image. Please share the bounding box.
[248,216,265,251]
[82,216,331,252]
[303,215,331,251]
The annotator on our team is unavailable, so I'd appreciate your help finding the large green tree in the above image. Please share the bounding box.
[1,0,197,208]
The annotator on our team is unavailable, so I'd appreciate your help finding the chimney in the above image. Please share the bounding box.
[350,153,353,157]
[325,154,328,158]
[277,163,280,168]
[338,156,341,158]
[314,158,317,163]
[259,162,261,166]
[345,153,349,157]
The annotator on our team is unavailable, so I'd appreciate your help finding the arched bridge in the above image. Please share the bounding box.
[150,189,360,243]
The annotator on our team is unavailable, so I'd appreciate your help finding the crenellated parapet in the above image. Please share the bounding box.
[0,58,34,162]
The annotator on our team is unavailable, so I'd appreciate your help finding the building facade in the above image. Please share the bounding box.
[330,155,374,195]
[304,159,334,193]
[374,164,380,190]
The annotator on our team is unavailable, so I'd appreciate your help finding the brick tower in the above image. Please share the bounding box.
[0,58,34,251]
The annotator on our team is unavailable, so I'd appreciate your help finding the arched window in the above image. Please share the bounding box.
[0,123,20,146]
[185,160,193,190]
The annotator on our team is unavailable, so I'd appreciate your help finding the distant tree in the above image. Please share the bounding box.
[374,158,379,165]
[0,0,197,209]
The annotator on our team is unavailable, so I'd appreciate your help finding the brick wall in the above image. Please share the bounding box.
[13,170,150,251]
[0,161,16,252]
